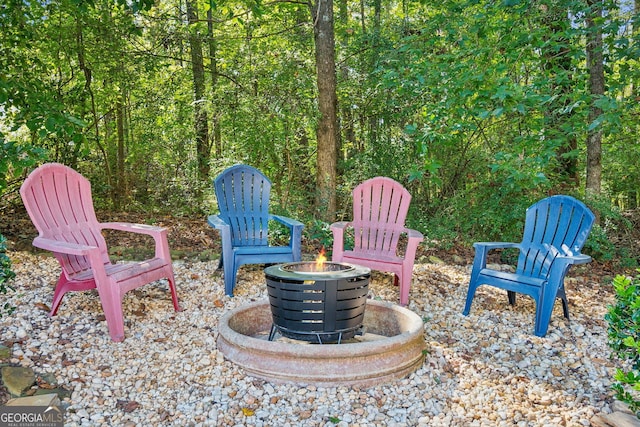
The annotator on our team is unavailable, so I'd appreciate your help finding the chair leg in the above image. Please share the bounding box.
[507,290,516,306]
[98,290,126,342]
[50,274,97,316]
[223,257,238,297]
[462,281,479,316]
[50,275,70,316]
[105,316,126,342]
[534,289,558,338]
[560,297,570,320]
[398,263,415,306]
[165,269,181,312]
[557,286,570,320]
[398,274,409,306]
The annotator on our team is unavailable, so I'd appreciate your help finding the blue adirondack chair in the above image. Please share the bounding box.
[208,165,304,296]
[462,195,595,337]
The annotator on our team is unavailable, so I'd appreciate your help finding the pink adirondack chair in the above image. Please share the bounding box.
[331,177,424,306]
[20,163,181,342]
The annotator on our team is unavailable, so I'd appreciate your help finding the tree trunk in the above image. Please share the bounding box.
[115,99,125,210]
[586,0,604,198]
[540,4,579,189]
[367,0,382,149]
[311,0,338,222]
[337,0,353,165]
[76,16,112,200]
[186,0,210,183]
[207,8,222,158]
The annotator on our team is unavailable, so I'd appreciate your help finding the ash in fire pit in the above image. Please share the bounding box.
[265,262,370,344]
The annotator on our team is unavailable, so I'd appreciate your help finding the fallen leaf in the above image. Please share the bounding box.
[214,299,224,308]
[37,381,56,389]
[34,302,51,312]
[158,409,171,421]
[241,407,255,416]
[117,400,141,413]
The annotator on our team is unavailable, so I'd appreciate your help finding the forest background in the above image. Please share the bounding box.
[1,0,639,269]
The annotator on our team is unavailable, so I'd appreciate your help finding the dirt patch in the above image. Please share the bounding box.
[0,206,447,262]
[1,205,635,278]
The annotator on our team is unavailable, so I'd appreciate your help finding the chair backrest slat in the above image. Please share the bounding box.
[214,165,272,247]
[517,195,594,279]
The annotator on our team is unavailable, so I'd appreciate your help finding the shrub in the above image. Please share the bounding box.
[304,219,334,251]
[0,233,16,317]
[606,273,640,417]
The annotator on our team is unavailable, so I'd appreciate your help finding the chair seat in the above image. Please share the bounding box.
[72,258,169,283]
[479,269,546,288]
[234,246,294,256]
[340,251,405,265]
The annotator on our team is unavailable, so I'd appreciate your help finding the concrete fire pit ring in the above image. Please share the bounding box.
[217,299,427,387]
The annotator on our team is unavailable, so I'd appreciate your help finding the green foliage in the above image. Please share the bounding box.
[0,234,16,318]
[582,197,637,269]
[0,0,84,195]
[1,0,639,269]
[304,219,333,251]
[0,140,46,194]
[584,225,618,262]
[417,186,536,246]
[606,274,640,417]
[267,220,295,247]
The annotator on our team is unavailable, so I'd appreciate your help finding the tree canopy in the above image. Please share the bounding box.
[1,0,639,264]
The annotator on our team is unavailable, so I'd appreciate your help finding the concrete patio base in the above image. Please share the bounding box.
[217,299,427,387]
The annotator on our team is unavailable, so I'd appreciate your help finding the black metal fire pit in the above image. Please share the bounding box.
[265,262,371,344]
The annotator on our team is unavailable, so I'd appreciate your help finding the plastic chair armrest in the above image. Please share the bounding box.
[330,221,351,231]
[100,222,166,236]
[271,215,304,230]
[403,228,424,260]
[330,222,352,261]
[101,222,170,260]
[406,228,424,242]
[471,242,521,273]
[32,236,99,256]
[207,215,233,261]
[207,215,230,231]
[555,253,592,266]
[271,215,303,255]
[473,242,520,251]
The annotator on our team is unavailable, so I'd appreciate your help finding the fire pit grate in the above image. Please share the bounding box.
[265,262,370,344]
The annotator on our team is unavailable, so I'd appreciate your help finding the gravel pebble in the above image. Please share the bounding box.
[0,252,623,426]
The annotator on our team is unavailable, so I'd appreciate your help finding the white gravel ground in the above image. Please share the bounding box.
[0,251,622,426]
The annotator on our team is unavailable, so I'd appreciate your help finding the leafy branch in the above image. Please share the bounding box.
[606,273,640,417]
